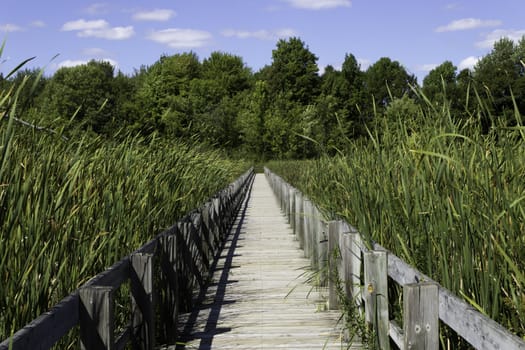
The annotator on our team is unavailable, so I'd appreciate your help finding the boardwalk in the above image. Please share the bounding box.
[175,174,357,349]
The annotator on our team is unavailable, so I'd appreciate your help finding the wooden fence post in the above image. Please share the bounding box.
[295,192,304,248]
[328,221,341,310]
[364,251,390,350]
[348,232,363,310]
[289,187,296,232]
[318,220,328,286]
[79,286,114,350]
[403,282,439,350]
[158,234,178,343]
[303,199,311,259]
[130,253,155,350]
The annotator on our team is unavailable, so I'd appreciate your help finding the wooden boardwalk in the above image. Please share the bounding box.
[175,174,359,349]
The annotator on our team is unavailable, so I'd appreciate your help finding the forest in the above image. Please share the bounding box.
[1,36,525,346]
[3,36,525,159]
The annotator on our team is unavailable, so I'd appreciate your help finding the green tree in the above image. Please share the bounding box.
[267,37,320,105]
[136,52,201,135]
[41,60,115,134]
[237,80,270,158]
[364,57,417,113]
[474,37,525,122]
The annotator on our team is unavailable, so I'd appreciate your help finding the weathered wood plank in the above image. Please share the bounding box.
[364,250,389,350]
[0,293,79,350]
[176,174,358,349]
[79,286,114,350]
[384,245,525,350]
[130,253,155,350]
[403,282,438,350]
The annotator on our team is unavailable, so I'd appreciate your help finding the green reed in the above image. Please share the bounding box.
[1,80,247,340]
[268,97,525,340]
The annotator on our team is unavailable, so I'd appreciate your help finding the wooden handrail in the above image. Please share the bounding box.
[0,168,255,350]
[264,167,525,350]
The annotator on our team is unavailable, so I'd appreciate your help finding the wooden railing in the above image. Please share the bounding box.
[265,167,525,350]
[0,168,255,350]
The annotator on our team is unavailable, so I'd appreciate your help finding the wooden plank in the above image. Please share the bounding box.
[176,174,354,349]
[295,191,304,248]
[328,220,342,310]
[130,253,155,350]
[79,286,114,350]
[85,257,130,289]
[364,250,389,350]
[318,220,328,286]
[348,232,363,309]
[389,320,404,350]
[403,282,438,350]
[0,293,79,350]
[158,234,178,343]
[439,287,525,350]
[383,244,525,350]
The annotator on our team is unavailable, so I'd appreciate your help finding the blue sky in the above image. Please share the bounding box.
[1,0,524,83]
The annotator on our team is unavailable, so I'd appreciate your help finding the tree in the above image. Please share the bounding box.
[267,37,320,105]
[474,37,525,121]
[41,60,115,134]
[422,61,457,106]
[136,52,201,135]
[237,80,271,158]
[364,57,417,113]
[201,52,252,98]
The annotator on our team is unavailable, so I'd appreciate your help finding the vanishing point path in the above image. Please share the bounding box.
[174,174,360,350]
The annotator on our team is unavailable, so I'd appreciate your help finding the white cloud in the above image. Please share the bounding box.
[435,18,501,32]
[62,19,134,40]
[415,64,439,72]
[79,26,134,40]
[62,19,108,31]
[458,56,479,70]
[58,59,88,68]
[221,28,297,40]
[148,28,212,48]
[31,20,46,28]
[85,3,109,15]
[476,29,525,49]
[133,9,176,21]
[285,0,351,10]
[58,58,118,69]
[0,23,23,32]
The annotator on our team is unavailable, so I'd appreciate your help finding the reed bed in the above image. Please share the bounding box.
[267,106,525,341]
[0,111,246,340]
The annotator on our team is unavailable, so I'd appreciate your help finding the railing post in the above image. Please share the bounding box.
[403,282,439,350]
[348,232,363,309]
[79,286,114,350]
[364,250,390,350]
[310,205,319,269]
[289,187,295,232]
[318,219,328,286]
[328,220,341,310]
[158,234,178,343]
[130,253,155,350]
[295,191,304,248]
[303,199,311,259]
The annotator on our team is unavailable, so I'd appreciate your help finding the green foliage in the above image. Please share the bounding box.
[0,123,247,340]
[474,37,525,126]
[267,98,525,340]
[267,37,321,104]
[40,60,115,134]
[365,57,417,112]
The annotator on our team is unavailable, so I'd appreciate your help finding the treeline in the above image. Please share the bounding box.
[2,36,525,158]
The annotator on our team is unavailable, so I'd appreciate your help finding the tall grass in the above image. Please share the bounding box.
[267,98,525,340]
[1,72,247,340]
